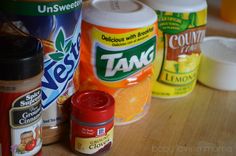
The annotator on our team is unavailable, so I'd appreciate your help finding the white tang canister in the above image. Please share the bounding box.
[80,0,158,125]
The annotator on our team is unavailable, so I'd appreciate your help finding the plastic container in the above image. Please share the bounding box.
[198,37,236,91]
[80,0,157,125]
[0,35,43,156]
[70,90,114,155]
[0,0,82,144]
[141,0,207,98]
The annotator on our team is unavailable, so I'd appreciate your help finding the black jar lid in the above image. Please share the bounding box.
[0,35,44,80]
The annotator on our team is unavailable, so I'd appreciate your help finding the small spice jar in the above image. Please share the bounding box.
[0,35,44,156]
[70,90,115,155]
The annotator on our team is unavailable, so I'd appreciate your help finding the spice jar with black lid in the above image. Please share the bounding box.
[0,35,44,156]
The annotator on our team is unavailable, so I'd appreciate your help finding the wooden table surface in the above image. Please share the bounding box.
[44,2,236,155]
[43,83,236,156]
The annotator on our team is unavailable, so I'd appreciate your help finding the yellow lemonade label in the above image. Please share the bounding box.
[159,69,197,85]
[153,9,207,98]
[75,127,113,155]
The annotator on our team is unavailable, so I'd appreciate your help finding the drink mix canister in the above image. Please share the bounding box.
[70,90,114,155]
[80,0,157,125]
[0,35,43,156]
[0,0,82,144]
[141,0,207,98]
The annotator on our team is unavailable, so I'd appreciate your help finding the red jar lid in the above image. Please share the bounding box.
[71,90,115,123]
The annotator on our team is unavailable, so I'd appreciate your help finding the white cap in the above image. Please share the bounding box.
[198,37,236,91]
[141,0,207,12]
[82,0,157,28]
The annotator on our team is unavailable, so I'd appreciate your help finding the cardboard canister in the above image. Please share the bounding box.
[80,0,157,125]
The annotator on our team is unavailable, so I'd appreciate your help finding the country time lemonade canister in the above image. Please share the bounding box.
[0,0,82,144]
[80,0,157,125]
[141,0,207,98]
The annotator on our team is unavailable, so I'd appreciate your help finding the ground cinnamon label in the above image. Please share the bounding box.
[0,35,43,156]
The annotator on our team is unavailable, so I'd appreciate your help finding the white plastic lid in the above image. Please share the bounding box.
[198,37,236,91]
[201,37,236,65]
[82,0,157,28]
[141,0,207,12]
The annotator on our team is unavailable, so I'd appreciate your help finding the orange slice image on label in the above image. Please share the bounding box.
[114,78,152,124]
